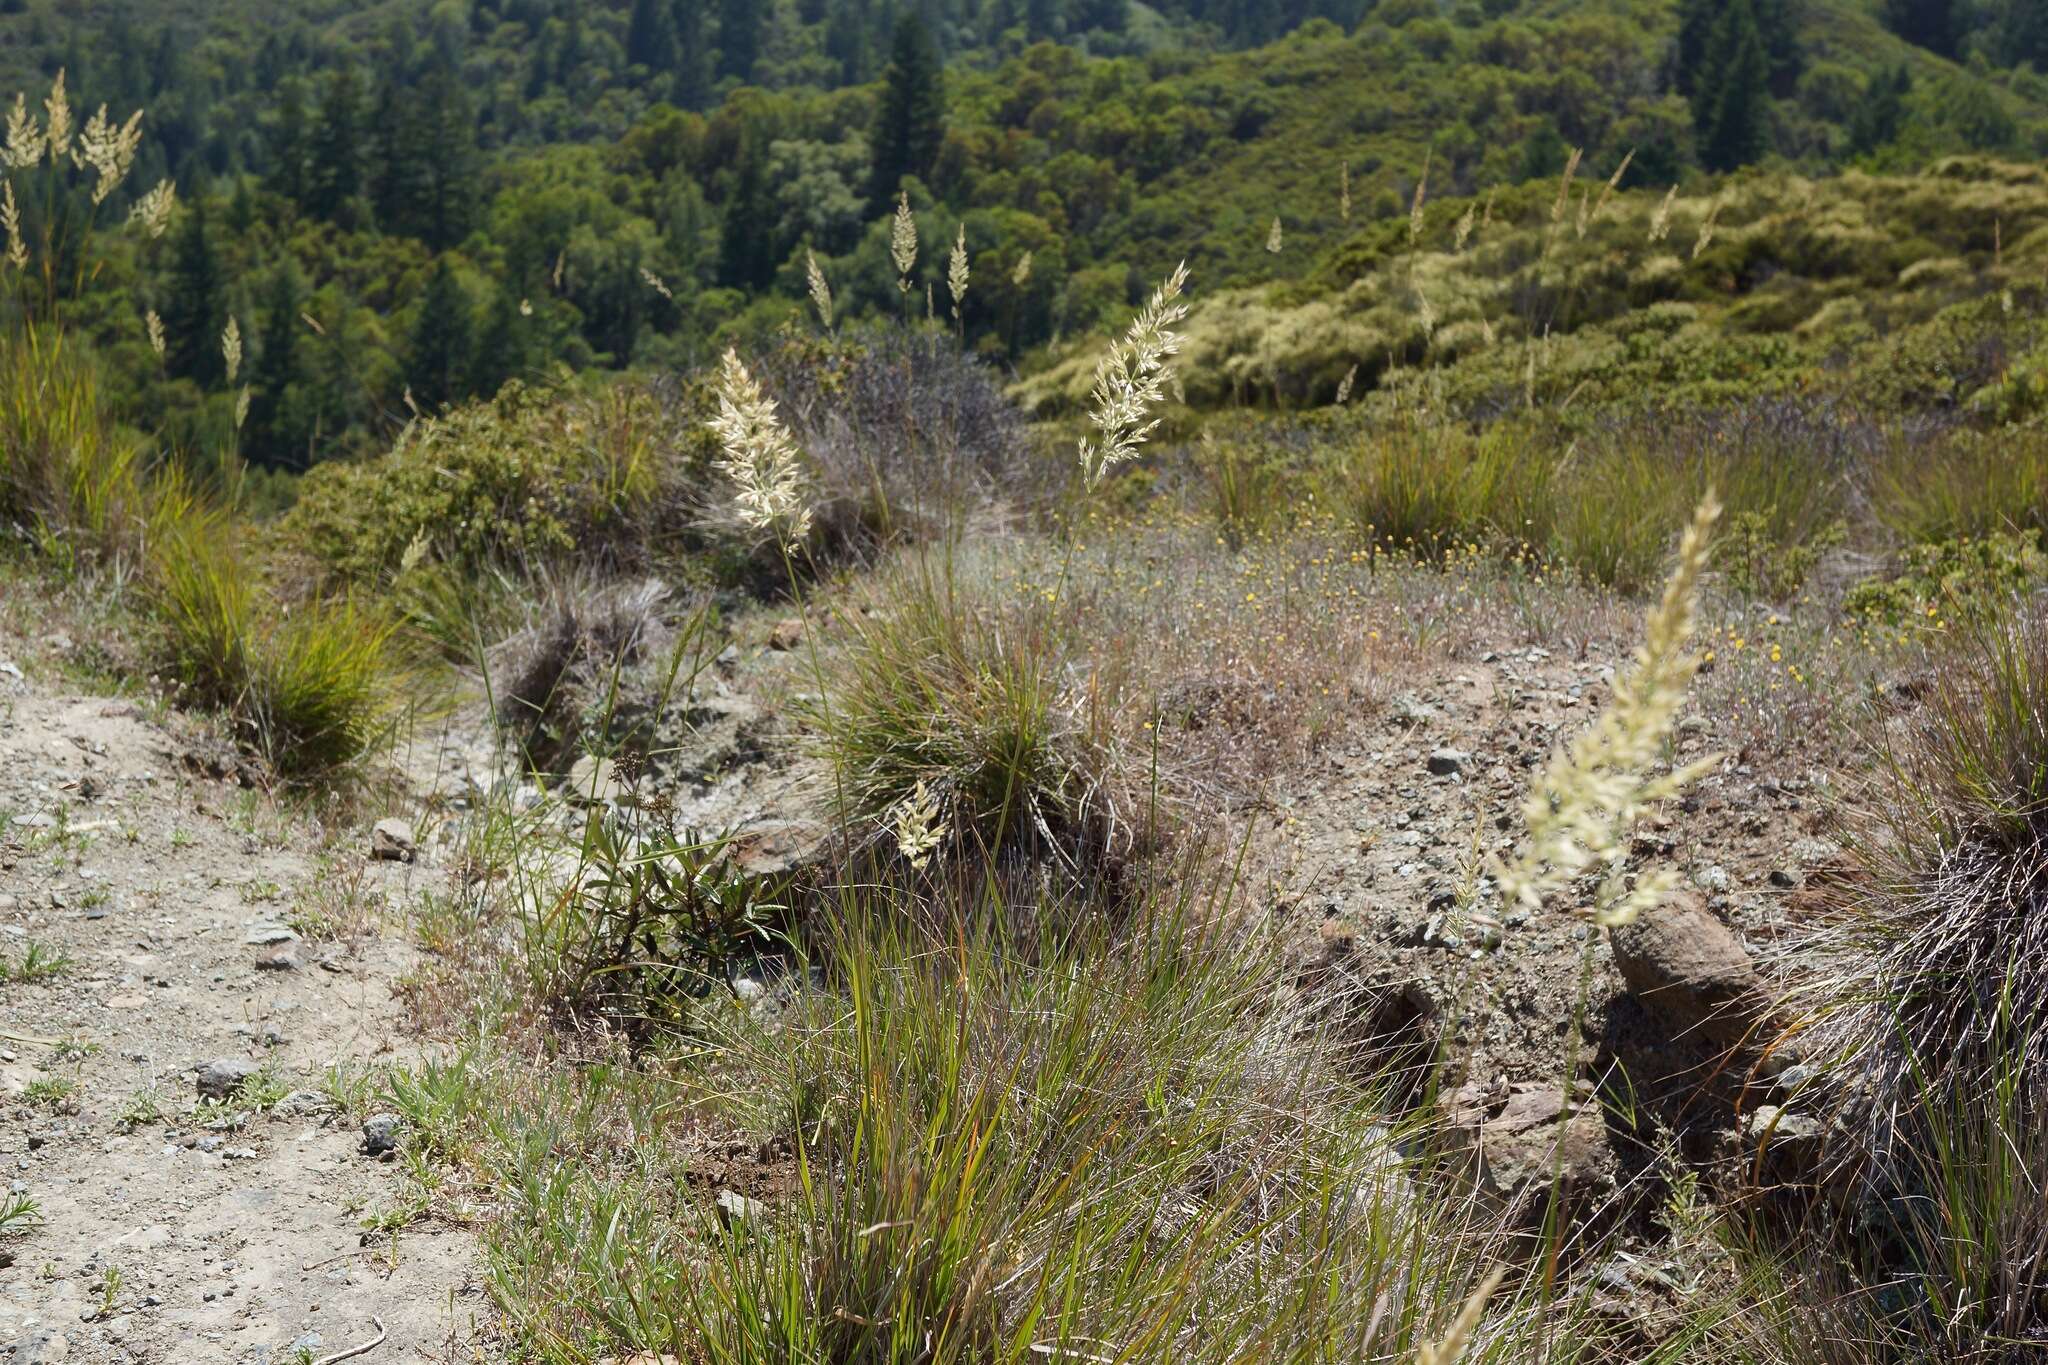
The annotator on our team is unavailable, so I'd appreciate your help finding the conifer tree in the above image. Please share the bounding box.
[1883,0,1957,57]
[1697,0,1771,171]
[407,258,475,411]
[265,78,310,211]
[248,261,309,469]
[720,135,778,290]
[718,0,761,81]
[673,0,711,105]
[164,195,228,386]
[306,66,364,223]
[1846,64,1912,155]
[467,284,530,398]
[627,0,678,74]
[868,14,944,214]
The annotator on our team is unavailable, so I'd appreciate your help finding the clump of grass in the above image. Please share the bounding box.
[151,516,405,777]
[1322,417,1551,566]
[479,893,1606,1361]
[1802,603,2048,1190]
[822,555,1132,875]
[0,325,150,574]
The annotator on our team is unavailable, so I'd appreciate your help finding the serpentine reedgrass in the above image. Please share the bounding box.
[1077,261,1190,492]
[806,248,834,329]
[947,225,969,322]
[1492,490,1723,928]
[891,191,917,293]
[708,347,812,548]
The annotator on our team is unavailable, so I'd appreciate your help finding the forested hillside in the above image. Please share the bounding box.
[0,0,2042,481]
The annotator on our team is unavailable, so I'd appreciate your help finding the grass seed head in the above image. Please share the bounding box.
[805,248,834,328]
[1078,261,1190,490]
[948,224,968,317]
[708,346,813,546]
[891,191,917,291]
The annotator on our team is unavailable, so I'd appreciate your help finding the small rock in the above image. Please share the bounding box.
[193,1058,258,1101]
[766,617,805,651]
[360,1113,403,1158]
[1692,864,1731,894]
[255,949,299,972]
[1446,1081,1617,1232]
[1426,747,1469,777]
[1767,866,1804,890]
[275,1090,334,1117]
[369,818,416,863]
[715,1188,768,1224]
[242,922,297,946]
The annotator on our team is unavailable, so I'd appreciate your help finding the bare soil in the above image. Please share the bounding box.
[0,628,493,1365]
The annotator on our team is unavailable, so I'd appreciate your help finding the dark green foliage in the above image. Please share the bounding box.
[248,261,311,470]
[868,15,946,214]
[1883,0,1957,57]
[306,67,365,224]
[163,196,228,388]
[1847,64,1912,155]
[407,259,476,412]
[716,0,760,80]
[1694,0,1774,170]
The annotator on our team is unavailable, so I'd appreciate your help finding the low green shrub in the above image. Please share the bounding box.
[1843,531,2046,623]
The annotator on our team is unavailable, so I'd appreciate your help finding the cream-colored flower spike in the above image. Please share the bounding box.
[1078,261,1190,490]
[1266,216,1282,253]
[1011,249,1032,287]
[708,347,812,546]
[144,309,165,359]
[1490,493,1723,929]
[3,93,44,170]
[222,317,241,386]
[76,105,144,204]
[892,779,943,870]
[805,249,833,328]
[947,224,969,318]
[1648,185,1678,244]
[0,181,25,271]
[890,191,917,292]
[42,69,70,163]
[128,179,177,238]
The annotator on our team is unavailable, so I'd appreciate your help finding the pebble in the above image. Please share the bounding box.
[1426,747,1470,776]
[360,1113,403,1158]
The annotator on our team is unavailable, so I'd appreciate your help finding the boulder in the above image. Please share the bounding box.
[1446,1080,1618,1232]
[1610,893,1772,1051]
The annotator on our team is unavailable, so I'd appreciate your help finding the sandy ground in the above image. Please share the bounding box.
[0,630,492,1364]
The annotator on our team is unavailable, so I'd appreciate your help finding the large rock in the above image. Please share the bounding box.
[1610,893,1772,1051]
[1446,1080,1618,1232]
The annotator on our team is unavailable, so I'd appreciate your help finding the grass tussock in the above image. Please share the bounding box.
[822,553,1137,876]
[0,325,151,574]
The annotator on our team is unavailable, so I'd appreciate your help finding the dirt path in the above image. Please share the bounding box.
[0,635,489,1364]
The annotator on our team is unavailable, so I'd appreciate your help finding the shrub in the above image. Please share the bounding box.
[1843,530,2047,624]
[282,379,679,589]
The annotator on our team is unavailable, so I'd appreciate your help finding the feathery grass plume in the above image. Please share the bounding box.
[708,346,812,545]
[804,248,834,328]
[1647,184,1678,244]
[639,267,672,301]
[551,251,565,290]
[3,93,43,169]
[42,70,69,163]
[1692,195,1725,260]
[1409,151,1431,246]
[1416,289,1437,341]
[1340,159,1351,223]
[1011,249,1032,287]
[74,105,143,204]
[1545,146,1583,255]
[0,181,24,271]
[517,298,532,317]
[1336,363,1357,404]
[1480,316,1497,345]
[892,778,943,869]
[144,308,164,359]
[1266,215,1283,253]
[1077,260,1190,490]
[1492,492,1722,928]
[234,386,250,431]
[1574,182,1593,238]
[1585,148,1634,232]
[221,317,241,386]
[1453,202,1476,252]
[891,190,917,292]
[300,311,325,336]
[128,179,176,238]
[947,224,968,320]
[1415,1265,1506,1365]
[1481,185,1495,229]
